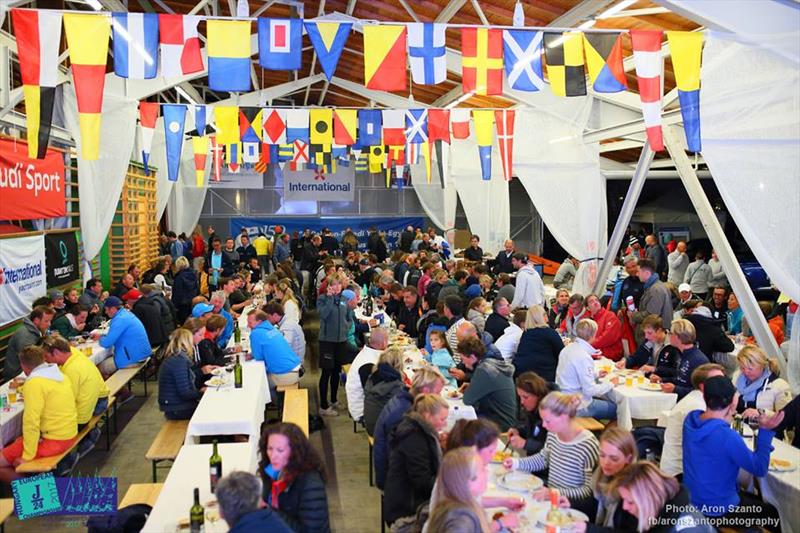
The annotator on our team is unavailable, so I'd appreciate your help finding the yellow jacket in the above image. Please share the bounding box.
[253,235,271,256]
[21,363,78,460]
[63,347,110,424]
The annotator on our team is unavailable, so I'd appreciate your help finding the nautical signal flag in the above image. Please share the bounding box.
[258,18,302,71]
[405,109,428,144]
[227,142,241,172]
[158,14,203,77]
[428,109,450,144]
[310,109,333,146]
[214,106,240,145]
[304,22,352,80]
[583,33,627,93]
[382,110,405,146]
[163,104,187,182]
[630,30,664,151]
[263,108,287,145]
[355,151,368,172]
[11,9,62,160]
[473,110,494,180]
[358,110,382,147]
[461,28,504,96]
[408,23,447,85]
[194,105,207,136]
[503,30,545,92]
[112,13,159,79]
[207,20,252,92]
[333,110,357,145]
[369,145,385,174]
[64,13,110,161]
[285,109,309,143]
[209,136,222,181]
[291,140,309,171]
[544,32,586,97]
[364,25,407,91]
[192,136,208,187]
[451,108,471,140]
[495,110,515,181]
[239,108,263,143]
[667,31,703,152]
[139,102,159,175]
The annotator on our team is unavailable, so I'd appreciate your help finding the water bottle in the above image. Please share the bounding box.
[626,296,636,312]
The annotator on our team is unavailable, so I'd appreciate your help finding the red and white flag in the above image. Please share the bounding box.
[450,108,471,140]
[138,102,159,175]
[158,14,204,77]
[630,30,664,151]
[382,110,405,146]
[209,135,223,181]
[290,140,309,171]
[495,110,515,181]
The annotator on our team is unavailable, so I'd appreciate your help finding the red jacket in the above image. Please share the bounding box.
[192,234,206,258]
[590,307,623,360]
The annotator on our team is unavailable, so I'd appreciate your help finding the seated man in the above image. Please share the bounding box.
[3,305,54,381]
[620,314,681,374]
[494,309,527,361]
[459,336,517,431]
[216,471,292,533]
[585,293,623,361]
[0,346,78,482]
[555,318,618,420]
[345,328,389,422]
[210,291,235,348]
[394,286,420,338]
[91,296,152,376]
[650,319,709,400]
[247,309,302,397]
[484,297,511,342]
[262,302,306,361]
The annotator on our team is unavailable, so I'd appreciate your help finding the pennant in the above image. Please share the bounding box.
[386,145,405,167]
[495,110,515,181]
[11,9,62,159]
[285,109,309,143]
[310,109,333,146]
[461,28,504,96]
[364,25,407,91]
[630,30,664,151]
[358,109,382,147]
[333,109,357,145]
[112,13,159,79]
[64,14,110,161]
[406,142,421,165]
[192,135,208,187]
[239,108,263,143]
[194,105,207,135]
[405,109,428,144]
[163,104,187,182]
[254,142,270,173]
[158,14,203,77]
[543,32,586,97]
[382,110,405,146]
[209,136,222,181]
[473,110,494,180]
[434,140,449,189]
[258,18,302,71]
[304,22,352,80]
[667,31,703,152]
[355,151,369,172]
[503,30,545,92]
[451,108,471,140]
[428,109,451,144]
[207,20,252,92]
[242,141,260,164]
[368,145,385,174]
[263,108,287,144]
[138,102,159,175]
[408,23,447,85]
[583,33,627,93]
[214,106,240,145]
[226,143,241,172]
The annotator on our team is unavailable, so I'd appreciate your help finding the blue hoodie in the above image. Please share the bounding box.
[250,321,301,374]
[216,309,234,349]
[682,410,774,516]
[99,308,152,368]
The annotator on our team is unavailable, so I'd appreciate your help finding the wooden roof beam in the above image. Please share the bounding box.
[434,0,468,23]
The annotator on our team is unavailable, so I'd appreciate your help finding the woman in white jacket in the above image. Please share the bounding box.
[733,345,791,419]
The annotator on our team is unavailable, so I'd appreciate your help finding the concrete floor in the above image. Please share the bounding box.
[3,314,382,533]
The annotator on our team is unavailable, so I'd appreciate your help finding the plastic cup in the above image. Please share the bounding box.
[7,390,16,404]
[637,375,645,385]
[625,376,633,387]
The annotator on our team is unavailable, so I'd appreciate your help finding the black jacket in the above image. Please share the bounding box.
[236,244,257,265]
[685,312,734,357]
[132,296,170,348]
[463,246,483,261]
[367,233,388,262]
[111,280,133,299]
[399,230,414,252]
[260,470,330,533]
[383,413,442,525]
[626,340,681,374]
[157,353,201,415]
[513,327,564,382]
[152,293,177,338]
[363,363,404,436]
[300,242,322,272]
[395,304,420,338]
[198,338,227,367]
[484,312,510,342]
[171,268,198,316]
[321,235,339,255]
[229,508,292,533]
[516,404,549,455]
[493,250,515,274]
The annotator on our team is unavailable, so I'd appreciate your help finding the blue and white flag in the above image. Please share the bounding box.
[408,23,446,85]
[162,104,187,182]
[194,105,206,135]
[258,18,302,71]
[358,109,382,147]
[503,30,545,92]
[285,109,309,143]
[405,109,428,144]
[112,13,159,79]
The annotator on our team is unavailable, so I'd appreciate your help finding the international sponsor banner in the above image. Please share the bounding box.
[283,166,355,202]
[207,166,264,189]
[230,216,424,253]
[0,235,47,326]
[45,232,80,286]
[0,138,66,220]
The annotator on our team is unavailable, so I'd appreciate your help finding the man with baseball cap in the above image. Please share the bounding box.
[49,290,66,318]
[91,296,151,377]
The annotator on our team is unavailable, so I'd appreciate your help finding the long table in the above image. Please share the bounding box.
[741,434,800,533]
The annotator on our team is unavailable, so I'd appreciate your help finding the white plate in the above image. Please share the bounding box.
[206,377,227,387]
[638,383,663,392]
[211,368,225,376]
[535,508,590,529]
[496,472,543,492]
[769,458,796,472]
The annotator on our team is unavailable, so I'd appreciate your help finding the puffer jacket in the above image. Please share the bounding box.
[373,388,413,489]
[317,294,353,343]
[157,352,201,415]
[363,363,404,436]
[260,469,330,533]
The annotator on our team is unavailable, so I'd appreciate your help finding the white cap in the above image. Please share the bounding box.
[678,283,692,293]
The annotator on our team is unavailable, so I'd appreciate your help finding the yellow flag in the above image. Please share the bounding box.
[215,106,240,145]
[310,109,333,145]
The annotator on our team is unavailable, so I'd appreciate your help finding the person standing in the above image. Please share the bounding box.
[667,241,690,285]
[645,234,668,280]
[630,259,673,343]
[510,252,545,310]
[253,232,272,275]
[708,249,728,289]
[683,251,712,301]
[317,276,353,416]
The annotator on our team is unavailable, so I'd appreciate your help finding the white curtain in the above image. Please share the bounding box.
[449,136,510,256]
[166,139,209,236]
[411,151,457,234]
[62,81,138,262]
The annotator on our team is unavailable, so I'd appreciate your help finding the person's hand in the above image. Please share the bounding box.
[91,304,100,314]
[201,365,219,374]
[501,496,525,512]
[368,319,378,328]
[458,382,470,393]
[650,374,662,383]
[742,408,761,420]
[598,370,608,379]
[509,435,526,449]
[419,348,428,356]
[11,377,25,388]
[243,299,253,307]
[498,512,519,530]
[558,495,571,508]
[532,487,550,501]
[449,368,466,381]
[610,376,619,386]
[640,364,655,374]
[660,383,676,393]
[615,360,626,369]
[502,457,515,470]
[200,387,207,393]
[398,324,406,331]
[90,332,101,341]
[759,410,785,430]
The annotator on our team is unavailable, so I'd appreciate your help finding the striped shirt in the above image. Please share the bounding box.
[514,429,599,500]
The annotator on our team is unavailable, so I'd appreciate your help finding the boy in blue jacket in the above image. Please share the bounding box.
[683,375,784,532]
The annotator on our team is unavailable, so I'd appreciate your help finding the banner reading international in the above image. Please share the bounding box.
[45,232,80,287]
[283,166,355,202]
[0,235,47,326]
[0,138,65,220]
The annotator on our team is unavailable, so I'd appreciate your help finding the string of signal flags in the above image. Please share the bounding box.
[11,7,704,173]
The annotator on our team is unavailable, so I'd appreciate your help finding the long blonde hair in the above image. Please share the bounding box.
[165,328,194,361]
[611,461,679,532]
[539,391,581,418]
[428,447,492,532]
[525,305,549,329]
[276,280,298,308]
[594,427,638,499]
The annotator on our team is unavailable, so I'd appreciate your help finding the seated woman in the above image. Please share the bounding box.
[513,305,565,382]
[726,292,743,335]
[183,318,221,388]
[548,289,570,329]
[507,371,551,455]
[503,391,600,519]
[157,328,203,420]
[734,345,791,419]
[466,296,488,334]
[363,347,405,436]
[260,422,330,533]
[383,394,449,529]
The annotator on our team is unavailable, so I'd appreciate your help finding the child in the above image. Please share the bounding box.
[426,330,457,387]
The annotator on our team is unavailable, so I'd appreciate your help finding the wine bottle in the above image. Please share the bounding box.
[209,440,222,493]
[234,354,243,389]
[190,487,204,533]
[233,321,242,344]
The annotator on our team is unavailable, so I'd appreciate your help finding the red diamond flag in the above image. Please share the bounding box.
[263,109,287,144]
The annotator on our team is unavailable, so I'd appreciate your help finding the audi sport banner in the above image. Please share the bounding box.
[0,235,47,326]
[45,232,80,286]
[0,138,66,220]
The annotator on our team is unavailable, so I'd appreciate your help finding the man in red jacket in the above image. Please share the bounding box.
[586,294,623,360]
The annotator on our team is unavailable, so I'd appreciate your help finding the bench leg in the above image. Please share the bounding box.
[152,460,158,483]
[113,402,119,434]
[380,494,385,533]
[142,363,149,397]
[368,442,374,487]
[105,412,111,451]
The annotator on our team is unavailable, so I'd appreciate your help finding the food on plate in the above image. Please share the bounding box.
[206,377,225,387]
[638,382,663,392]
[492,449,512,463]
[447,390,462,399]
[769,458,793,470]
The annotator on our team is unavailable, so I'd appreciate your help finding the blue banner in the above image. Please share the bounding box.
[230,216,424,253]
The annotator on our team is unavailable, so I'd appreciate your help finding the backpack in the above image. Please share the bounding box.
[87,503,152,533]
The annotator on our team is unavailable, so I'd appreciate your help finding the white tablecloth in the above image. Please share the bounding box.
[185,361,270,446]
[143,441,259,532]
[759,438,800,533]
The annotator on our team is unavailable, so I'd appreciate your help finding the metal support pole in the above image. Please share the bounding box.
[0,45,9,109]
[592,142,655,294]
[663,125,786,375]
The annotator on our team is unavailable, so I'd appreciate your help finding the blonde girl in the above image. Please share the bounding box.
[275,280,301,323]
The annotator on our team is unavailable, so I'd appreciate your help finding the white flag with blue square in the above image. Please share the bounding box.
[408,23,446,85]
[503,29,545,92]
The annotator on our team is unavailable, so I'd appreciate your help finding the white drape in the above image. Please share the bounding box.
[512,105,607,297]
[411,150,457,234]
[450,136,510,255]
[166,139,209,236]
[62,81,138,262]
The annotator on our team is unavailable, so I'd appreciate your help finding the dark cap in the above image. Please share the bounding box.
[358,258,370,266]
[702,375,737,410]
[104,296,124,309]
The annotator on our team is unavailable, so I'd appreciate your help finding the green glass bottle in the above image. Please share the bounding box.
[233,321,242,344]
[234,354,243,389]
[190,487,204,533]
[209,440,222,493]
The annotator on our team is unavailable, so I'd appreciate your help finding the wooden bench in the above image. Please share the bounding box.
[576,417,606,433]
[145,420,190,482]
[367,435,375,487]
[282,388,309,436]
[119,483,163,508]
[276,382,299,392]
[105,359,150,433]
[0,499,14,533]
